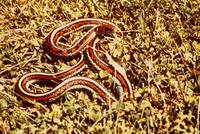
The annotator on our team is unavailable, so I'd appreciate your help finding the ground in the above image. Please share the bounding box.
[0,0,200,133]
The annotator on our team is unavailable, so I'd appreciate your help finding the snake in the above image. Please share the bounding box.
[15,18,132,103]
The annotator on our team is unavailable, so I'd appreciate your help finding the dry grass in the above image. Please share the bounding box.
[0,0,200,133]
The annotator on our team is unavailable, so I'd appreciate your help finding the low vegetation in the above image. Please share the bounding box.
[0,0,199,133]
